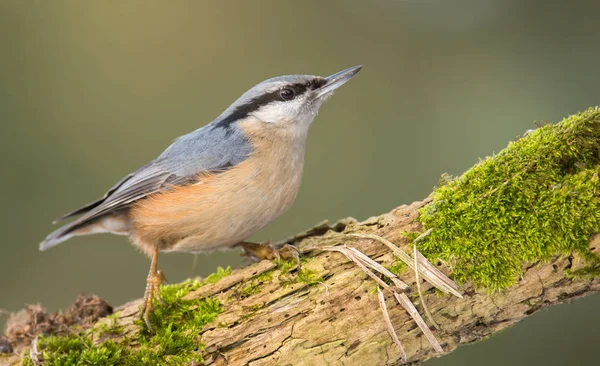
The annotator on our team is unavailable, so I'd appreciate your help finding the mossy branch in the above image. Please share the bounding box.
[2,108,600,365]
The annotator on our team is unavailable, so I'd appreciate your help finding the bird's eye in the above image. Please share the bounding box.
[280,88,295,100]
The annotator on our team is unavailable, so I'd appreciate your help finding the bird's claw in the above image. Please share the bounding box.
[238,241,301,268]
[140,269,167,333]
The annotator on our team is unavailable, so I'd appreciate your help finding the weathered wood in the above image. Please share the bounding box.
[4,197,597,366]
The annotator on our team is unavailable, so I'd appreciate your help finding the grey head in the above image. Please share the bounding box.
[210,65,363,131]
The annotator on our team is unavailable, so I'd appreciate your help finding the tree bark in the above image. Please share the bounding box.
[2,198,599,365]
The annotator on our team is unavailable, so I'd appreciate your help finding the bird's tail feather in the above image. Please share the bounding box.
[40,214,129,251]
[39,221,83,251]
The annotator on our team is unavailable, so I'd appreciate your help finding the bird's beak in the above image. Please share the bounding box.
[313,65,363,99]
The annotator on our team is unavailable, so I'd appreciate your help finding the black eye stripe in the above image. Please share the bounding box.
[213,78,328,129]
[285,78,327,97]
[307,78,328,90]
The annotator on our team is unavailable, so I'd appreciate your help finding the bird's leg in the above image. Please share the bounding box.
[237,241,300,267]
[153,270,167,306]
[140,248,166,333]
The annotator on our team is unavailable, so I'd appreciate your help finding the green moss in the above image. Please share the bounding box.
[386,260,407,275]
[297,268,321,284]
[418,107,600,290]
[236,267,275,299]
[278,258,298,274]
[239,281,262,298]
[274,257,322,287]
[21,353,34,366]
[95,312,124,337]
[36,335,123,365]
[204,266,232,285]
[400,231,419,242]
[27,267,231,365]
[233,258,323,299]
[280,267,323,288]
[255,270,274,283]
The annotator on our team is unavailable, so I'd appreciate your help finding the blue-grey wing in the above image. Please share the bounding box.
[53,123,251,226]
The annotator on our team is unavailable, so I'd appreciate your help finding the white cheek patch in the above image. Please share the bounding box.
[252,99,304,124]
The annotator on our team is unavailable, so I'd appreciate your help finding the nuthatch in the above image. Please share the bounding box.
[40,65,363,331]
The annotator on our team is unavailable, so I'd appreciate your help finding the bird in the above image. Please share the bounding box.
[40,65,363,332]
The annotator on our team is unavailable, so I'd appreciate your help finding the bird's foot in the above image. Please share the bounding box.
[140,268,167,333]
[237,241,301,268]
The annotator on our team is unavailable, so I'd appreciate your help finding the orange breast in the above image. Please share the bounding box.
[129,119,306,255]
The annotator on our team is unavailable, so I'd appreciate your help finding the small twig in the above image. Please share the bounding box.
[346,233,412,267]
[413,231,461,297]
[414,241,440,330]
[346,233,462,298]
[319,245,393,291]
[415,250,462,297]
[412,229,460,296]
[378,287,407,363]
[316,280,330,295]
[311,244,444,354]
[29,335,41,366]
[393,292,444,354]
[412,228,433,244]
[346,246,408,291]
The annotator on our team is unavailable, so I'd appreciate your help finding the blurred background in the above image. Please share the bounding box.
[1,1,599,365]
